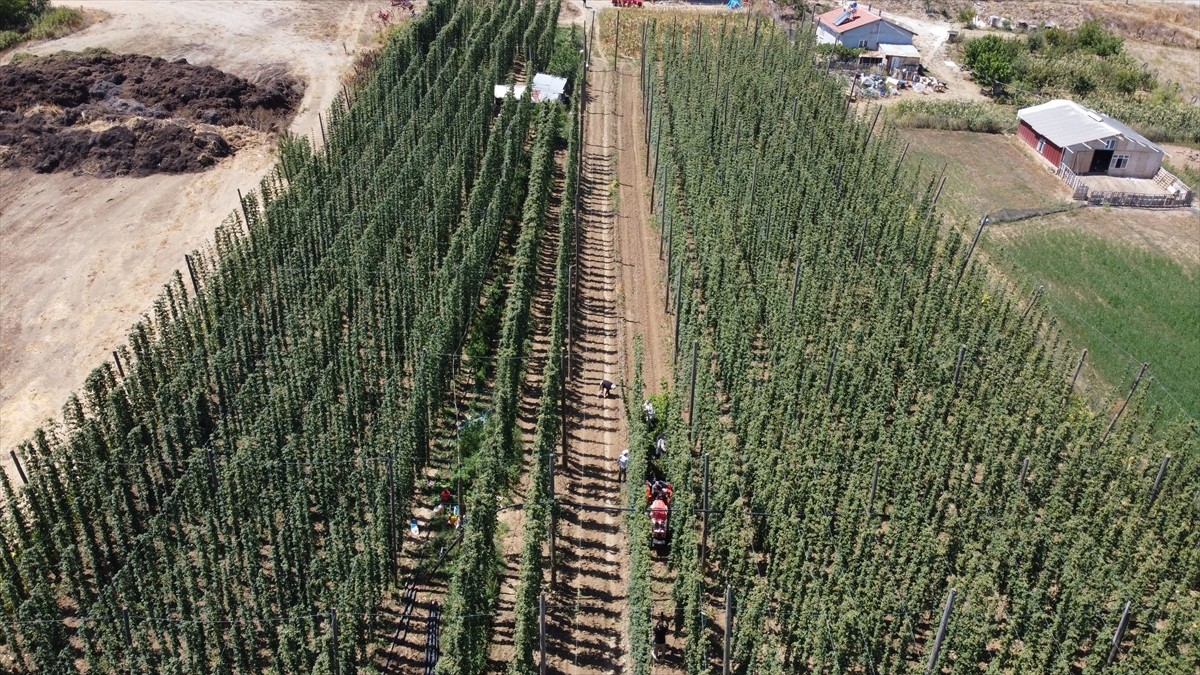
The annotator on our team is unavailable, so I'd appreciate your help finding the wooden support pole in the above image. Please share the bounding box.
[957,216,988,285]
[790,257,803,311]
[824,345,838,394]
[183,254,202,297]
[1105,602,1132,667]
[700,453,710,571]
[1148,455,1170,508]
[615,11,620,63]
[867,459,880,516]
[549,505,558,587]
[924,589,956,675]
[560,353,568,469]
[1100,363,1149,445]
[121,606,132,647]
[1022,285,1044,320]
[388,453,397,581]
[112,350,125,379]
[236,188,253,230]
[1019,457,1029,488]
[8,451,25,486]
[330,609,340,675]
[953,345,967,386]
[539,593,548,675]
[317,112,328,148]
[688,341,699,434]
[1064,348,1087,405]
[673,284,683,363]
[723,585,733,675]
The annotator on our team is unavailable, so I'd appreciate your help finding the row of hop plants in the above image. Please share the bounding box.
[640,15,1197,674]
[0,0,557,671]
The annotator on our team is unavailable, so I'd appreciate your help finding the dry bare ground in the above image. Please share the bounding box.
[0,1,384,478]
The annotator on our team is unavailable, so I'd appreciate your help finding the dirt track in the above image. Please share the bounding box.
[0,1,379,477]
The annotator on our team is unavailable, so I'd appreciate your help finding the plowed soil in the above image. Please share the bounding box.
[0,52,301,176]
[0,0,379,482]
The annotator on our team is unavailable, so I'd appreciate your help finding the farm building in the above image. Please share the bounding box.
[1016,99,1164,178]
[816,4,915,51]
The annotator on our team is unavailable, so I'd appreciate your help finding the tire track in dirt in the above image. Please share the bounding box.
[612,56,686,674]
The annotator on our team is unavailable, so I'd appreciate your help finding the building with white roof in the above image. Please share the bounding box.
[1016,99,1164,178]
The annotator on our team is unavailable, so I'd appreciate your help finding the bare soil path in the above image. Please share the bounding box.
[0,0,381,479]
[548,58,630,674]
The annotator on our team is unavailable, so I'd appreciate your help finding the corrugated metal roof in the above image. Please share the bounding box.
[879,43,920,58]
[532,73,567,103]
[494,73,569,104]
[1017,99,1161,152]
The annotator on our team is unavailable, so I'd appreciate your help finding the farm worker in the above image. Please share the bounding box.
[599,379,615,398]
[409,517,420,538]
[642,399,655,422]
[440,487,452,505]
[652,614,669,660]
[447,513,459,528]
[617,449,629,482]
[650,499,668,523]
[655,434,666,458]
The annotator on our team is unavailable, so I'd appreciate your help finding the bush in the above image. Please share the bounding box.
[0,0,48,32]
[0,28,20,49]
[24,6,81,40]
[888,99,1013,133]
[956,7,976,26]
[544,26,581,80]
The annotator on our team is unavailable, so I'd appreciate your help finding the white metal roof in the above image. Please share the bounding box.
[1017,99,1161,152]
[532,73,567,103]
[494,73,568,104]
[879,43,920,58]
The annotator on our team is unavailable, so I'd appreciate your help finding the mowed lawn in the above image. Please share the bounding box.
[901,128,1074,225]
[996,226,1200,419]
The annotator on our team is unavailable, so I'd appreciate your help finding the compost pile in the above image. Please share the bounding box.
[0,51,303,176]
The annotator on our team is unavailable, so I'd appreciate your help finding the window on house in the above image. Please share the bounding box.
[1036,138,1046,153]
[858,39,868,48]
[1103,139,1115,150]
[1112,154,1129,169]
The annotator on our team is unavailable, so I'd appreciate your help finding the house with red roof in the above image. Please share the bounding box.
[816,3,915,51]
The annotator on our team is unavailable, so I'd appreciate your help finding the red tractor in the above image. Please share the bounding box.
[646,480,673,552]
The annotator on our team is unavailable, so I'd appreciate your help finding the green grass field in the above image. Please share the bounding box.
[997,227,1199,419]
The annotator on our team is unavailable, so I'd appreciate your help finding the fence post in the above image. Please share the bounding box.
[112,350,126,378]
[1019,457,1029,489]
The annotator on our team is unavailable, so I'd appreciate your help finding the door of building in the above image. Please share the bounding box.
[1089,150,1114,174]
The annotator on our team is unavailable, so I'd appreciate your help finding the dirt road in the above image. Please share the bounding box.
[0,1,380,475]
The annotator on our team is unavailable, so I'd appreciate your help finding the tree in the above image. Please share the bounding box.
[0,0,48,31]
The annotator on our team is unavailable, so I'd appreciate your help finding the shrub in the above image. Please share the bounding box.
[888,99,1013,133]
[24,6,82,40]
[0,28,20,49]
